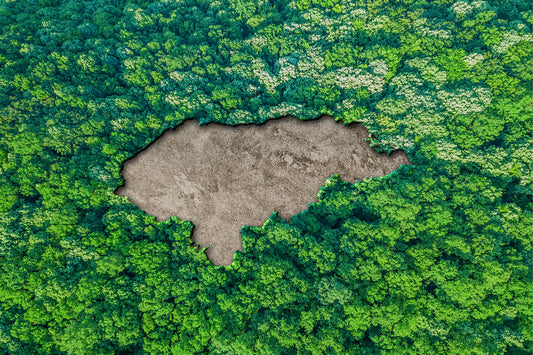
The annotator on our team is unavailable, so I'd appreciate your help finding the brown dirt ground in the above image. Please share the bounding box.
[115,115,412,265]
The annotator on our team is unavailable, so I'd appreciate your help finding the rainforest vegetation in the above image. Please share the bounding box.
[0,0,531,353]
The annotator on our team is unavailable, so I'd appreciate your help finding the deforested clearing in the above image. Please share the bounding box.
[116,115,411,265]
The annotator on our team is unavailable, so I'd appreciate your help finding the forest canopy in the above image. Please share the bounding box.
[0,0,532,354]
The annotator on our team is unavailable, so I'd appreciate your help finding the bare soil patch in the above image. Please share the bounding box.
[115,115,411,265]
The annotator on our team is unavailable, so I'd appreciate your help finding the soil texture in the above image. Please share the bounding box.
[115,116,412,265]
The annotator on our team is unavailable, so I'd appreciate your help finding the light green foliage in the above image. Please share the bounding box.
[0,0,531,353]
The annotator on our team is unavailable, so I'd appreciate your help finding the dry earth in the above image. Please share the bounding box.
[115,115,412,265]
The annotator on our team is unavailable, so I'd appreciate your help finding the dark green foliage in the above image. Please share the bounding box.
[0,0,531,353]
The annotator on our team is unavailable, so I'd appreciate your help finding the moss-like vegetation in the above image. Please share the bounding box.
[0,0,531,353]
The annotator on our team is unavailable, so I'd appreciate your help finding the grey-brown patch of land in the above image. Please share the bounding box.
[115,115,412,265]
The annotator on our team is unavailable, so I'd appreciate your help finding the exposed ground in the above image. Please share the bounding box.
[115,116,412,265]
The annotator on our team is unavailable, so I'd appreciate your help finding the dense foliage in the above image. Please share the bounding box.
[0,0,531,353]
